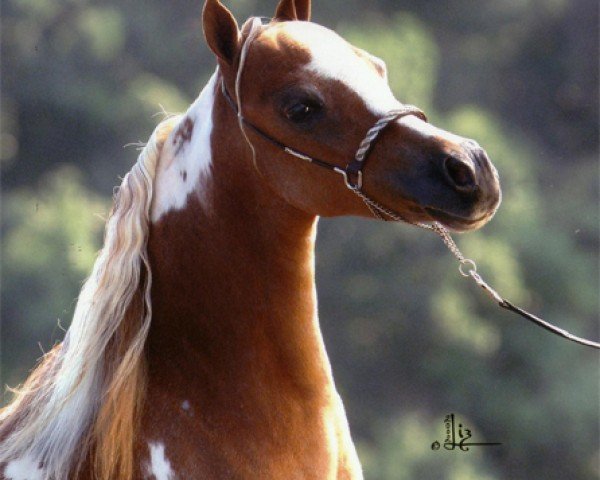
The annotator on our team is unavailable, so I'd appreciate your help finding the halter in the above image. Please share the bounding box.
[220,18,600,350]
[220,81,425,195]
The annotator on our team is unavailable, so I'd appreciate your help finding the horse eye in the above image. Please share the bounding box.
[285,101,320,123]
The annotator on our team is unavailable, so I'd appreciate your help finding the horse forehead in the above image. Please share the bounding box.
[265,22,399,114]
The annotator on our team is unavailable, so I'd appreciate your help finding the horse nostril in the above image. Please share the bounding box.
[443,156,477,192]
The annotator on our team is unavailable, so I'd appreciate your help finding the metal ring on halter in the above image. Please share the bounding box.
[345,106,426,194]
[459,258,477,277]
[332,168,362,190]
[342,170,363,190]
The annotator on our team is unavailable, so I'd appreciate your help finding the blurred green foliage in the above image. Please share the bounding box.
[341,14,439,113]
[1,0,598,479]
[358,414,498,480]
[1,168,107,386]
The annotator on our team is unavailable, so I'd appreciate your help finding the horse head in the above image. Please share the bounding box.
[204,0,501,232]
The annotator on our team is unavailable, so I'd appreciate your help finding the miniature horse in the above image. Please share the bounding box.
[0,0,501,478]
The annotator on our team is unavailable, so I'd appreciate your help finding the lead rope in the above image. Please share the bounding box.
[348,163,600,350]
[347,109,600,349]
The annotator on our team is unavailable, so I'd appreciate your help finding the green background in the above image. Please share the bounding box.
[1,0,598,478]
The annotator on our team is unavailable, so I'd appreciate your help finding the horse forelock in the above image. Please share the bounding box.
[0,116,176,480]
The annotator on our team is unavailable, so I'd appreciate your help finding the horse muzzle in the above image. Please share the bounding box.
[422,139,502,232]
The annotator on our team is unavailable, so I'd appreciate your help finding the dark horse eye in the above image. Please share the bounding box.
[285,101,321,123]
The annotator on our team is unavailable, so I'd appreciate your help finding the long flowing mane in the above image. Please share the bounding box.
[0,116,178,479]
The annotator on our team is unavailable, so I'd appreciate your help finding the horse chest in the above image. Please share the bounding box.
[137,386,358,479]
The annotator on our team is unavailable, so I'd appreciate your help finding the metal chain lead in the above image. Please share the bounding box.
[350,186,504,297]
[349,186,468,264]
[350,187,600,349]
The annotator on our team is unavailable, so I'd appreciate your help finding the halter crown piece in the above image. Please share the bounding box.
[221,17,600,350]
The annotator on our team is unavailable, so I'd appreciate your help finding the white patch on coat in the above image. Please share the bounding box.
[145,442,174,480]
[280,23,465,146]
[181,400,191,411]
[151,70,217,222]
[4,454,45,480]
[281,22,401,115]
[396,115,467,145]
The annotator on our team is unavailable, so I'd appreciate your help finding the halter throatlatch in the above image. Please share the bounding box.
[221,18,600,350]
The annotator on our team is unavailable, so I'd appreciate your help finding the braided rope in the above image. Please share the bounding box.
[354,107,425,164]
[346,106,468,263]
[235,18,264,174]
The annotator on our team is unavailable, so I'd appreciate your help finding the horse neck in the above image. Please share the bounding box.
[147,73,333,405]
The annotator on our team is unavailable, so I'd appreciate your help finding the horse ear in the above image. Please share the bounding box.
[275,0,311,21]
[355,47,388,80]
[203,0,240,65]
[294,0,311,21]
[274,0,297,21]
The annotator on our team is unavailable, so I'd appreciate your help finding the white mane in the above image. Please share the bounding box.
[0,116,177,479]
